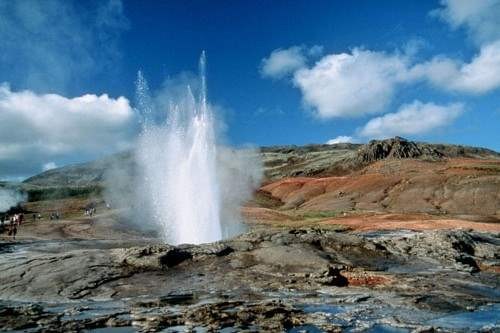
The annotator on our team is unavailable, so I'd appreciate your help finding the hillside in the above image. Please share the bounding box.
[22,137,500,187]
[23,151,134,187]
[10,137,500,220]
[257,138,500,221]
[260,158,500,219]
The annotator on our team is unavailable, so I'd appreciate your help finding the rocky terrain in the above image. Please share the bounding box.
[1,226,499,332]
[1,137,499,332]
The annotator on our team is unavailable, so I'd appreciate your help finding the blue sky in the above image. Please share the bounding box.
[0,0,499,179]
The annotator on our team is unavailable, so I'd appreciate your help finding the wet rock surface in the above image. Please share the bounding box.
[1,228,499,332]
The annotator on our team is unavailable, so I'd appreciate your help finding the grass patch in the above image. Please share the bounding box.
[248,190,283,209]
[26,185,103,202]
[299,210,340,220]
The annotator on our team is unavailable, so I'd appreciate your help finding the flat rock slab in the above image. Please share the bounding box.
[251,244,330,269]
[0,228,499,331]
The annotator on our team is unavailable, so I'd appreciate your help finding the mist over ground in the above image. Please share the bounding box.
[0,187,26,212]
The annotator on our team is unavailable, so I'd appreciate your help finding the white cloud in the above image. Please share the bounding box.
[410,40,500,94]
[0,84,135,178]
[263,39,500,119]
[293,49,410,118]
[42,162,57,171]
[261,0,500,119]
[326,136,355,144]
[260,45,322,79]
[358,100,464,139]
[260,46,307,79]
[432,0,500,45]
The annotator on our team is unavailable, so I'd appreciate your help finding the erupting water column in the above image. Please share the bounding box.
[136,52,223,244]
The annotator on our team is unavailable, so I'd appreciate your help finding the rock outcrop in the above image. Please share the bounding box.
[1,228,499,331]
[355,136,445,162]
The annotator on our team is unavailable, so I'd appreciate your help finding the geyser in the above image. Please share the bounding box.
[135,52,234,245]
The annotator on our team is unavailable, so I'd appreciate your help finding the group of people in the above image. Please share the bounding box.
[49,212,61,220]
[0,213,24,240]
[84,207,96,217]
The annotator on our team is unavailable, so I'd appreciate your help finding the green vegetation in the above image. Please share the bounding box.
[299,210,339,220]
[26,185,103,202]
[249,190,283,209]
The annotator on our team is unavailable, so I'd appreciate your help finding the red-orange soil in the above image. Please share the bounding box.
[259,158,500,221]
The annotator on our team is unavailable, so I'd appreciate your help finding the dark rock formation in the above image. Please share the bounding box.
[355,136,445,163]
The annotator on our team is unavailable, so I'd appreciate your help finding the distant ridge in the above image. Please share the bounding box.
[22,151,133,187]
[261,137,499,179]
[21,137,500,187]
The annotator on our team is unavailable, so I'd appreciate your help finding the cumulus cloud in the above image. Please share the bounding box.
[0,0,128,93]
[357,100,464,139]
[263,40,499,119]
[410,40,500,94]
[293,49,410,118]
[0,84,135,178]
[432,0,500,45]
[326,136,355,144]
[422,1,500,94]
[261,1,500,119]
[260,45,322,79]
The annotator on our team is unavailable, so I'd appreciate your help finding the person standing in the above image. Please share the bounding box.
[11,222,17,240]
[8,216,17,240]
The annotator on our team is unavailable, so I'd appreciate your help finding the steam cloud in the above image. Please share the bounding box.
[104,63,262,243]
[0,188,26,212]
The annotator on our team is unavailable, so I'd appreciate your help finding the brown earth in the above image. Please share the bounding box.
[2,207,147,241]
[258,158,500,221]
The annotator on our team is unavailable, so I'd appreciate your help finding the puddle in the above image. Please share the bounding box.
[2,239,160,255]
[289,324,323,332]
[450,281,500,299]
[0,242,15,254]
[428,303,500,330]
[360,230,419,240]
[290,324,410,333]
[363,324,410,333]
